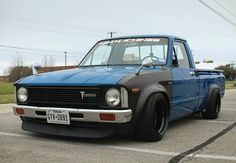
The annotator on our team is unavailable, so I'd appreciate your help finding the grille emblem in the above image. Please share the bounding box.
[80,91,96,100]
[80,91,85,100]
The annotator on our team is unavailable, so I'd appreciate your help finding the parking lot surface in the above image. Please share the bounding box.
[0,89,236,163]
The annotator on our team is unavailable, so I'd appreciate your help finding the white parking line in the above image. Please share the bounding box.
[222,109,236,111]
[182,119,235,124]
[0,131,236,161]
[107,146,236,161]
[191,120,235,124]
[0,132,25,137]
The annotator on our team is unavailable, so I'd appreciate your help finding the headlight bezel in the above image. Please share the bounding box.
[105,88,121,107]
[104,87,129,108]
[17,87,28,103]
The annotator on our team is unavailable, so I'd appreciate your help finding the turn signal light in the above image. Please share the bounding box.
[132,88,140,94]
[100,113,115,121]
[16,108,24,115]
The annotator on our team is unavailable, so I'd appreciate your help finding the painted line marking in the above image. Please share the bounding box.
[190,120,235,124]
[183,119,235,124]
[107,146,236,161]
[0,131,236,161]
[222,109,236,111]
[0,132,25,137]
[0,111,13,114]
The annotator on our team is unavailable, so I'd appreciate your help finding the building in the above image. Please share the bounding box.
[0,76,9,82]
[39,66,77,73]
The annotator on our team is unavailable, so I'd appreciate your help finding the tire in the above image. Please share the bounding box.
[202,89,221,119]
[135,93,169,141]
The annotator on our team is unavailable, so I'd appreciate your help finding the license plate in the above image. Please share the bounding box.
[46,109,70,125]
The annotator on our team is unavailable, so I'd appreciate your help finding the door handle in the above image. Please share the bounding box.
[189,71,195,76]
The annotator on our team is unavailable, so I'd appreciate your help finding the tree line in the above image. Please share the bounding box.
[5,55,55,82]
[215,65,236,81]
[4,55,235,82]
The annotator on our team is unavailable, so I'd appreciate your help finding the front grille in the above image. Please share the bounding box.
[27,87,102,108]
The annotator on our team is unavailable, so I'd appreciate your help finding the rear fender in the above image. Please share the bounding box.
[201,84,220,112]
[207,84,220,104]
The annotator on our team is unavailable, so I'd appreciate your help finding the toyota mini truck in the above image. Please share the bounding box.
[13,35,225,141]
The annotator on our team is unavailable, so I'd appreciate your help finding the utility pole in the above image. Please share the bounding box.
[107,31,117,38]
[230,60,235,69]
[64,52,67,67]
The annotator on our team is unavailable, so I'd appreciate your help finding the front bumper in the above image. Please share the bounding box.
[13,104,132,123]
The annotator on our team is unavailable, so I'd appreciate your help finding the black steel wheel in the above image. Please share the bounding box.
[202,89,221,119]
[135,93,169,141]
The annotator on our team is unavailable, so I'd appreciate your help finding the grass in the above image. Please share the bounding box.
[0,82,14,95]
[0,82,14,104]
[225,80,236,89]
[0,94,14,104]
[0,80,235,104]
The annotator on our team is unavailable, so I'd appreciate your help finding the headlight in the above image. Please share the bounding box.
[105,88,120,107]
[17,87,28,103]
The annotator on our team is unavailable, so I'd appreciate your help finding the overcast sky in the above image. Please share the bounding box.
[0,0,236,75]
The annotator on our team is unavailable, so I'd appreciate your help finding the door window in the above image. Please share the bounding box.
[173,42,190,68]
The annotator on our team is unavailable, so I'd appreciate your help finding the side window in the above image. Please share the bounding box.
[173,42,190,68]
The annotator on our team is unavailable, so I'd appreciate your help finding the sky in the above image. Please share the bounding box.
[0,0,236,75]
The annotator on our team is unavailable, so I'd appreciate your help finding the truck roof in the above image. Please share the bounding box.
[100,35,186,42]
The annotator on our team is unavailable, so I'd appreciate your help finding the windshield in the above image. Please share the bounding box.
[80,38,169,66]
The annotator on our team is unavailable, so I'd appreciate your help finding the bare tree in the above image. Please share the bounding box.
[49,55,55,67]
[11,54,23,67]
[42,55,48,67]
[7,55,32,82]
[42,55,55,67]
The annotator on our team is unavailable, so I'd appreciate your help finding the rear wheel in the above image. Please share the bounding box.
[135,93,169,141]
[202,89,221,119]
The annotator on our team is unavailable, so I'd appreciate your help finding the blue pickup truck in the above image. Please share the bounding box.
[13,35,225,141]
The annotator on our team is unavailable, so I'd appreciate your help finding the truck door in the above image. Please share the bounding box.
[170,41,198,120]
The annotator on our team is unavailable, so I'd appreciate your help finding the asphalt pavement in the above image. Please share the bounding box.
[0,89,235,163]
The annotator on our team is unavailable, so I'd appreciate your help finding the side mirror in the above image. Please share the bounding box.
[32,64,41,74]
[142,57,154,67]
[136,57,155,75]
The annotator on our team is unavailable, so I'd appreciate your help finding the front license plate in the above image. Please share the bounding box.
[46,110,70,125]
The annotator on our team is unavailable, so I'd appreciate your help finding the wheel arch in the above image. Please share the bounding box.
[207,84,221,105]
[201,84,221,119]
[132,84,171,128]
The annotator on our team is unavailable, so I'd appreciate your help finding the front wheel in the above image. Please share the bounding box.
[135,93,169,141]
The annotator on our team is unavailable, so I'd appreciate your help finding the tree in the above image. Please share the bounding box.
[8,66,32,82]
[42,55,55,67]
[215,65,236,80]
[7,55,32,82]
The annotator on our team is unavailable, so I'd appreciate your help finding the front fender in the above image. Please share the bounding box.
[117,69,173,133]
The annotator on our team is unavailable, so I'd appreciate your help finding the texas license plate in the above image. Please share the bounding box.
[46,109,70,125]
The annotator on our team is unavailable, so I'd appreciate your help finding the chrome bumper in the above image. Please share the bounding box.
[13,104,132,123]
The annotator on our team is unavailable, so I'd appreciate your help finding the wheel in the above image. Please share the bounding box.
[135,93,169,141]
[202,89,221,119]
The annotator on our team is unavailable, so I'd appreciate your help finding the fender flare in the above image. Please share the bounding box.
[206,84,220,107]
[205,84,221,111]
[131,84,171,129]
